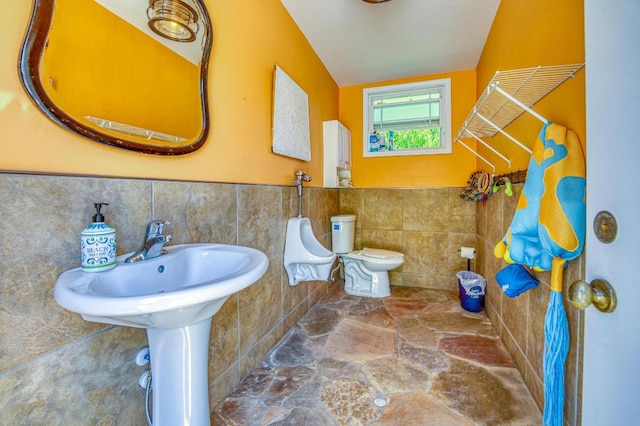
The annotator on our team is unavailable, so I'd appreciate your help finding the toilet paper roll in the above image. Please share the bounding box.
[338,169,351,179]
[461,246,476,259]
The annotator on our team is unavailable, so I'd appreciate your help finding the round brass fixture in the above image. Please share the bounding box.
[594,210,618,243]
[569,279,617,313]
[147,0,200,42]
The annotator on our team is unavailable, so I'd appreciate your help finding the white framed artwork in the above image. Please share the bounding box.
[271,65,311,161]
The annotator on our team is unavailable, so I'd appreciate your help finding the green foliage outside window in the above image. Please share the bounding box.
[387,128,441,149]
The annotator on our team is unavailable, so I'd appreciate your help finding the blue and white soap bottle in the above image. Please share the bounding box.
[81,203,116,272]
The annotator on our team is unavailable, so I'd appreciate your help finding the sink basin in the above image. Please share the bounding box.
[54,243,269,328]
[55,242,269,425]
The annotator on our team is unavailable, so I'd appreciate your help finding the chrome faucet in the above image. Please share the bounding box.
[125,220,172,263]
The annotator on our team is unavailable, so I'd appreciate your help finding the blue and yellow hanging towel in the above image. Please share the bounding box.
[494,122,585,271]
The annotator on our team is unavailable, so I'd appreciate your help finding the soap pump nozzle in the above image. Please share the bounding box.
[93,202,108,223]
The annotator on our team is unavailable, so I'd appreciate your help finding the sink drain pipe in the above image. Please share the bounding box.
[145,372,153,426]
[136,347,154,425]
[138,369,153,426]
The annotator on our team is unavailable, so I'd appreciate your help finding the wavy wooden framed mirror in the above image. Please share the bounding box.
[19,0,212,155]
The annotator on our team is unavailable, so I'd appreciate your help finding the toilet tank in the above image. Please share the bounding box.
[331,215,356,253]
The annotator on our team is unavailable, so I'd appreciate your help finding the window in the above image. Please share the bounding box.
[363,78,451,157]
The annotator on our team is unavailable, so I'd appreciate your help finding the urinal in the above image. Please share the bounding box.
[284,217,337,286]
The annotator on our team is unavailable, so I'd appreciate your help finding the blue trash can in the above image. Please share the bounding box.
[457,271,486,312]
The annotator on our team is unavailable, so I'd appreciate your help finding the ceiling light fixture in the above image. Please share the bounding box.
[361,0,392,4]
[147,0,200,43]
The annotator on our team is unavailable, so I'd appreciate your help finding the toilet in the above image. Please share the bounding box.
[331,215,404,298]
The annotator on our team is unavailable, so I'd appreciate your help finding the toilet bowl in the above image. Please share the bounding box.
[341,248,404,297]
[284,217,337,286]
[331,215,404,298]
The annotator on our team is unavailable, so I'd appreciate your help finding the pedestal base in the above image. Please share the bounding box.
[146,319,212,426]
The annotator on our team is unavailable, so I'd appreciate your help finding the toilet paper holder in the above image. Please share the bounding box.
[459,247,476,271]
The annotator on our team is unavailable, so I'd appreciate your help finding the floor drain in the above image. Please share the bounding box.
[374,397,387,407]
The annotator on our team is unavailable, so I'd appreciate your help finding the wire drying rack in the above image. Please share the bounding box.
[455,64,585,171]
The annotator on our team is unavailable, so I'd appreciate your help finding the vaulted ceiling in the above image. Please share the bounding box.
[280,0,501,87]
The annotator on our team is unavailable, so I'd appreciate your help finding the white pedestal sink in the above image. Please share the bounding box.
[54,243,269,426]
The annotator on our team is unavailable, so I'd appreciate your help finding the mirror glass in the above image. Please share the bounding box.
[20,0,212,155]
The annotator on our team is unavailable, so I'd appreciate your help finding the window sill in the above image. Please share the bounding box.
[363,146,452,157]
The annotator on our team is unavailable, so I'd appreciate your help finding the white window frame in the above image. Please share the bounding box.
[362,78,452,157]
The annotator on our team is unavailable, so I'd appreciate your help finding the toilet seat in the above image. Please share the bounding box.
[343,247,404,264]
[359,247,403,259]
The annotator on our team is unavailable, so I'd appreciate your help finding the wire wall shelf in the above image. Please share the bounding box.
[455,63,585,171]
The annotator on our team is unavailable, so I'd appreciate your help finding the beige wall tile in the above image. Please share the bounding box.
[0,326,147,425]
[239,324,284,379]
[476,193,488,240]
[475,236,487,282]
[339,189,362,223]
[402,231,448,276]
[323,189,341,228]
[209,294,239,380]
[362,189,402,231]
[209,363,240,407]
[487,251,503,290]
[361,229,403,252]
[402,273,450,289]
[238,259,282,354]
[525,366,545,412]
[352,227,362,251]
[0,175,150,372]
[502,290,529,351]
[308,280,330,308]
[283,296,311,332]
[281,262,309,317]
[449,188,477,233]
[307,187,340,236]
[485,300,501,337]
[402,188,449,232]
[388,271,403,287]
[237,185,282,257]
[500,327,528,383]
[486,190,504,247]
[154,181,237,245]
[484,273,503,322]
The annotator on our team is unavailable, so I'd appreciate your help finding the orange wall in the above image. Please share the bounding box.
[339,70,478,188]
[0,0,338,186]
[43,0,201,139]
[474,0,585,173]
[2,1,585,188]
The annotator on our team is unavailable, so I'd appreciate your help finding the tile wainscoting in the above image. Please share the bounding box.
[1,173,576,424]
[0,173,338,424]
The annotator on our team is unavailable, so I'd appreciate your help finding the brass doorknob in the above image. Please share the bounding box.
[568,279,617,313]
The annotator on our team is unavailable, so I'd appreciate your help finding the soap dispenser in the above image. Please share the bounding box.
[81,202,116,272]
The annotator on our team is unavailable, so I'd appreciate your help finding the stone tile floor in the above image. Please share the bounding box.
[213,284,542,425]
